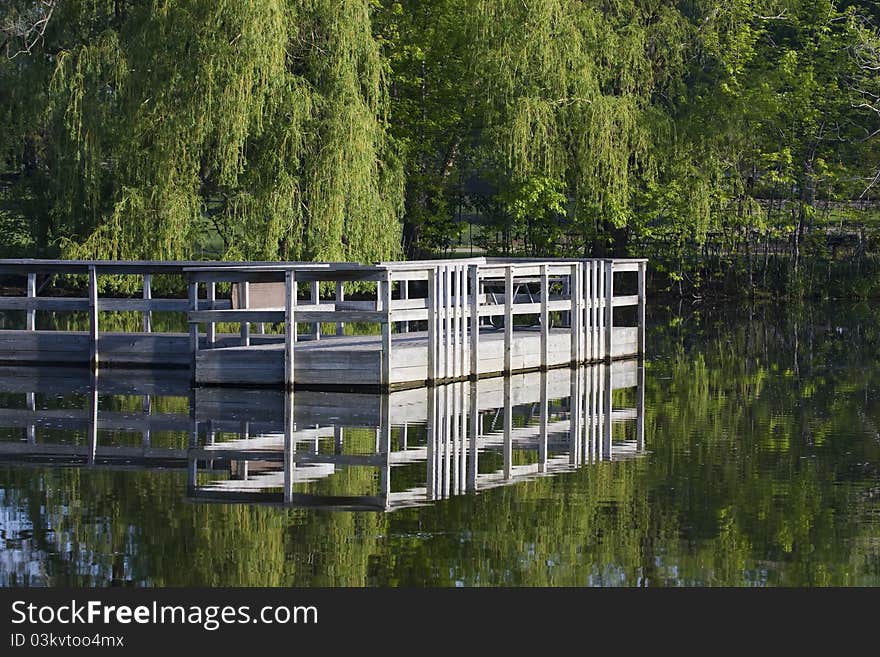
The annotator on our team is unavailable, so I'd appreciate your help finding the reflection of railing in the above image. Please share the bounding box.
[0,361,646,512]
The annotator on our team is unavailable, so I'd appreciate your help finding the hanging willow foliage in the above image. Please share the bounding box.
[470,0,690,232]
[4,0,402,262]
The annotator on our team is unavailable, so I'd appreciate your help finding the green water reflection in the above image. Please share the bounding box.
[2,300,880,586]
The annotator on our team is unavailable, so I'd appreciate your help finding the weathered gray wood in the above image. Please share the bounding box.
[638,261,646,356]
[469,265,479,379]
[188,281,199,375]
[570,263,581,364]
[207,282,216,347]
[310,280,320,341]
[26,272,36,331]
[400,279,409,333]
[285,270,296,389]
[142,273,152,332]
[335,282,345,336]
[504,266,513,373]
[540,265,549,368]
[604,260,614,362]
[88,266,98,367]
[239,281,250,346]
[380,273,392,390]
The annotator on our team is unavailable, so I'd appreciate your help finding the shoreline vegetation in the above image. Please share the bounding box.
[1,1,880,301]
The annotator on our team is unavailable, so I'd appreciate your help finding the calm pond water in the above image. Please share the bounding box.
[1,299,880,586]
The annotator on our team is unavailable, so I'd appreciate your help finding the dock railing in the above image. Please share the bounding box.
[183,257,647,388]
[0,257,645,386]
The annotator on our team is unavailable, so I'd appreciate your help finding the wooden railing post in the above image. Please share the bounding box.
[311,280,320,341]
[604,260,614,362]
[380,271,392,391]
[188,279,199,376]
[400,279,409,333]
[570,263,581,365]
[284,270,297,389]
[540,264,549,368]
[88,266,99,368]
[335,282,345,336]
[427,267,437,382]
[26,272,36,331]
[207,282,216,348]
[239,281,250,347]
[504,266,514,374]
[638,261,646,357]
[469,265,479,380]
[142,273,152,333]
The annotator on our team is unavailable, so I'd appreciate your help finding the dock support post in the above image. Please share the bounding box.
[380,272,392,391]
[26,392,35,444]
[284,270,297,389]
[570,263,581,365]
[239,281,250,347]
[26,272,36,331]
[604,260,614,362]
[188,279,198,377]
[207,282,216,348]
[142,273,152,333]
[88,265,98,368]
[469,265,479,380]
[638,261,646,357]
[335,282,345,336]
[427,385,437,499]
[311,281,320,341]
[427,268,436,383]
[504,266,513,374]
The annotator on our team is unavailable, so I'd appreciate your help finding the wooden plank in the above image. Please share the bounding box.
[0,297,89,311]
[570,263,581,364]
[188,281,198,374]
[285,270,296,389]
[335,282,345,336]
[310,280,320,341]
[612,294,639,307]
[604,261,614,362]
[26,272,36,331]
[142,273,152,332]
[380,273,392,390]
[469,265,479,379]
[207,282,216,347]
[400,279,409,333]
[540,264,549,367]
[638,261,646,356]
[504,266,513,373]
[427,268,436,381]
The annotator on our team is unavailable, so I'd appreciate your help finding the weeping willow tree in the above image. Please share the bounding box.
[1,0,402,262]
[467,0,690,255]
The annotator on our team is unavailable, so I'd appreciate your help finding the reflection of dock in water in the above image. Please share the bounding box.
[0,360,645,511]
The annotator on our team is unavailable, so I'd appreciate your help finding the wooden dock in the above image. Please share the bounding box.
[0,361,645,512]
[0,257,646,390]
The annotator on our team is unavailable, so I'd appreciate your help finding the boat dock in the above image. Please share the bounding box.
[0,257,646,390]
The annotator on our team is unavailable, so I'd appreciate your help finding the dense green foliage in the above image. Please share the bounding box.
[2,1,880,295]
